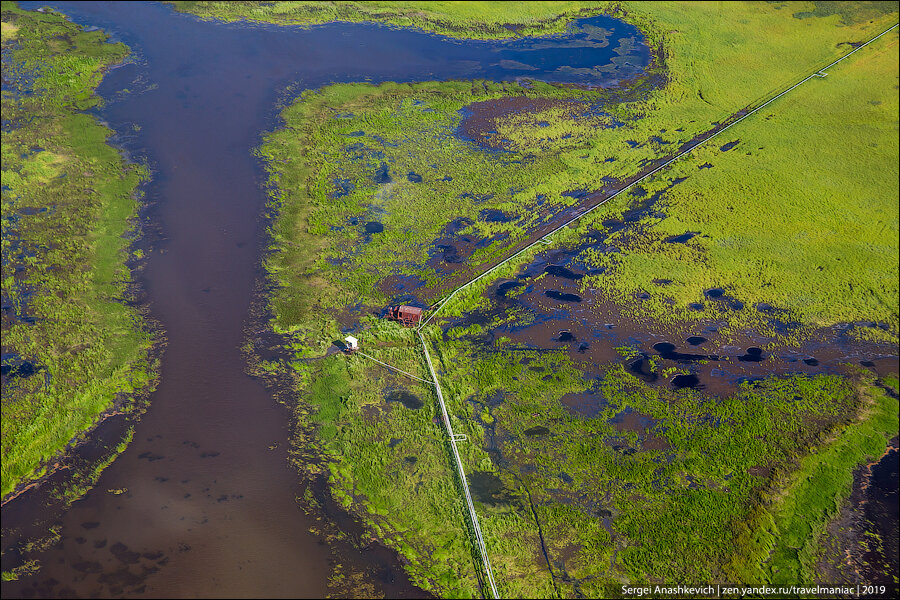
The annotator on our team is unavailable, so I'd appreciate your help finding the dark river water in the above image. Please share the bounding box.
[2,2,648,597]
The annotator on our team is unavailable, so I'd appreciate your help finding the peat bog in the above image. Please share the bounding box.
[2,0,898,597]
[248,2,897,595]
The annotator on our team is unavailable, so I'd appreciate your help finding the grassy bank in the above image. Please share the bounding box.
[250,1,899,595]
[171,1,614,40]
[1,3,156,499]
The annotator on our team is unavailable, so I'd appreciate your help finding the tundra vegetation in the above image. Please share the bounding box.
[195,0,900,595]
[1,2,156,501]
[172,0,631,39]
[41,0,900,597]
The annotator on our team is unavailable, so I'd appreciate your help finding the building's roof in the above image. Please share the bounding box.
[399,305,422,315]
[345,335,358,347]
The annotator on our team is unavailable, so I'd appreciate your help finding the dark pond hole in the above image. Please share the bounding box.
[698,162,713,169]
[545,290,581,302]
[496,280,522,298]
[1,353,39,378]
[524,426,550,436]
[686,336,707,346]
[653,342,717,362]
[468,471,516,506]
[577,342,590,353]
[803,358,819,366]
[345,141,370,154]
[665,231,698,244]
[689,302,704,311]
[861,360,876,367]
[404,456,417,464]
[610,406,657,430]
[544,265,583,280]
[433,244,462,263]
[480,209,510,223]
[671,373,701,389]
[738,347,765,362]
[388,437,402,449]
[445,216,473,234]
[372,162,391,184]
[555,330,574,342]
[705,288,725,298]
[364,221,384,234]
[720,140,740,151]
[406,171,422,183]
[628,356,658,382]
[602,218,625,232]
[331,178,354,198]
[385,389,423,410]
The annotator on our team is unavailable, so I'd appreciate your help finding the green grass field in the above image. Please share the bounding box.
[172,0,615,39]
[572,16,899,338]
[1,2,157,499]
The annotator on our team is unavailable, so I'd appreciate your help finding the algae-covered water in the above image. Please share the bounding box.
[1,2,649,596]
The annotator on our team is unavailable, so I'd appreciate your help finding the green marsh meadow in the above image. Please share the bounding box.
[2,0,897,596]
[244,1,900,595]
[1,3,157,501]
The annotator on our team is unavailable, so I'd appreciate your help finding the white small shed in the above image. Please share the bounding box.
[344,335,359,351]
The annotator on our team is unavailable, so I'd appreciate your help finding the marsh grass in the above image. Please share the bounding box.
[434,325,898,592]
[249,0,900,594]
[576,27,899,340]
[172,1,617,40]
[1,3,156,498]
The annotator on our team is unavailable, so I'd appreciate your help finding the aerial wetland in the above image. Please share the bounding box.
[1,1,898,598]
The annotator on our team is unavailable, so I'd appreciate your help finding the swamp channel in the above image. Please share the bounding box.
[1,2,651,597]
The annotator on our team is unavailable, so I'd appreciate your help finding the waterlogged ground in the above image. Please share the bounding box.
[1,1,898,598]
[1,1,156,508]
[252,1,899,598]
[1,2,652,597]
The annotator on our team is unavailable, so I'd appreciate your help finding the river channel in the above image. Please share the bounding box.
[2,3,649,596]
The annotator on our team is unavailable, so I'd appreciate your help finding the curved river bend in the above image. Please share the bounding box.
[2,2,648,597]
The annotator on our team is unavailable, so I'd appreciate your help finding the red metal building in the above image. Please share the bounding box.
[386,305,422,326]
